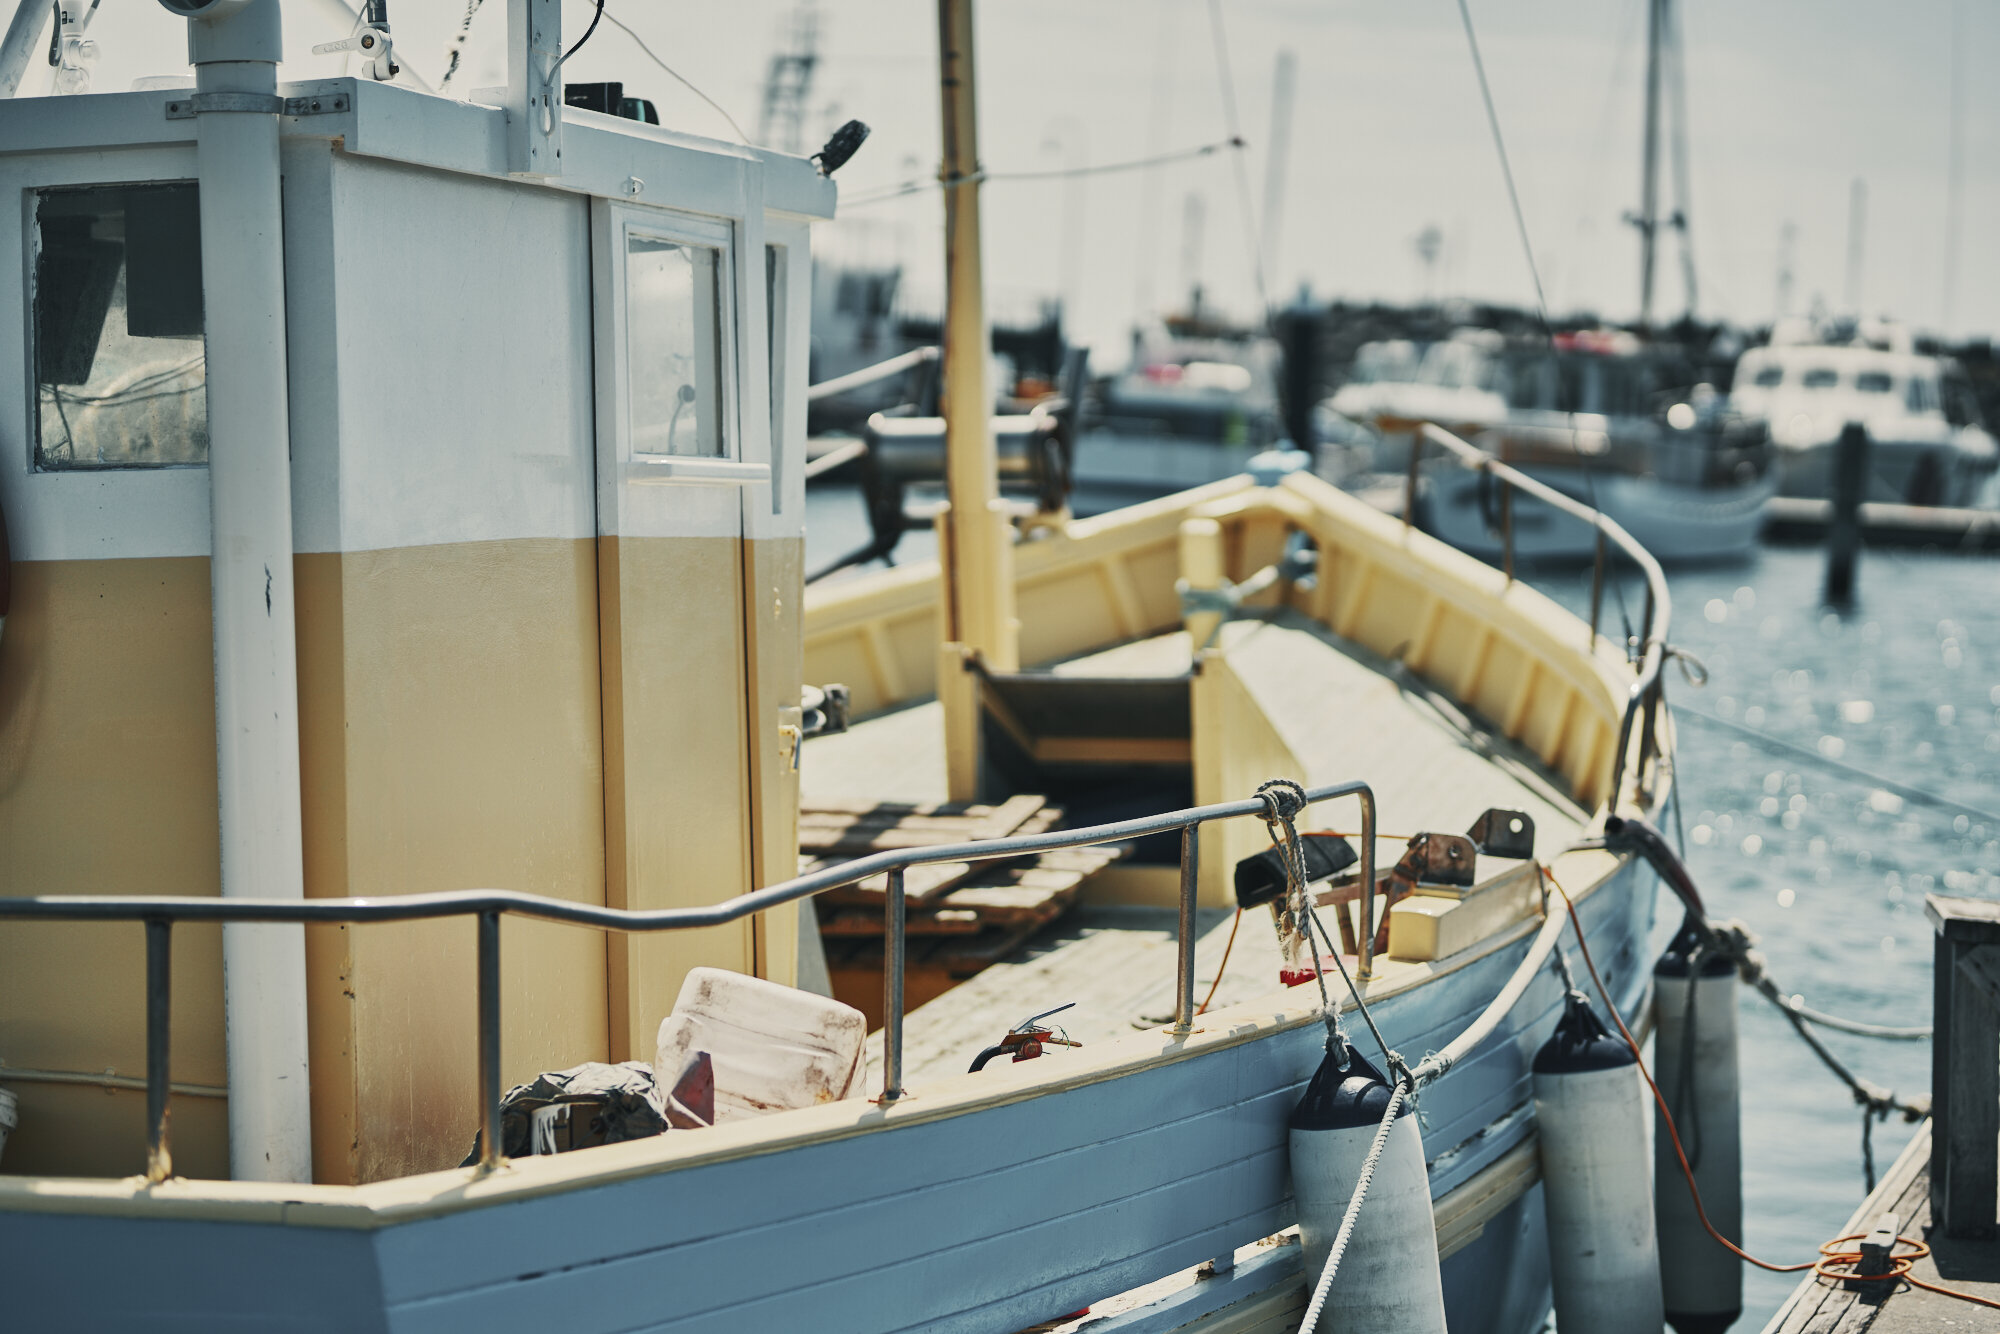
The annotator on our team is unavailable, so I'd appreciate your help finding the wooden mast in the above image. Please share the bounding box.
[936,0,1017,798]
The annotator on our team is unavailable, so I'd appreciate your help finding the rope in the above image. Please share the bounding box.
[1296,1079,1411,1334]
[1673,705,2000,828]
[1256,780,1347,1057]
[1701,920,1929,1123]
[1547,869,2000,1311]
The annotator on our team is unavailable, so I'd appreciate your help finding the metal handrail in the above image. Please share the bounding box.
[0,780,1376,1183]
[1414,423,1673,816]
[805,346,940,402]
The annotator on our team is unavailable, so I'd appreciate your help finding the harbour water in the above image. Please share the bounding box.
[1572,544,1996,1326]
[806,484,1998,1329]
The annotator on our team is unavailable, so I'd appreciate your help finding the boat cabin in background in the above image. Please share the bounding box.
[0,65,832,1184]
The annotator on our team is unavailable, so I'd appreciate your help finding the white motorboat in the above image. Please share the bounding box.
[1730,319,1999,507]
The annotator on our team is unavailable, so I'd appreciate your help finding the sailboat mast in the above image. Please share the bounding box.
[936,0,1017,793]
[1636,0,1663,328]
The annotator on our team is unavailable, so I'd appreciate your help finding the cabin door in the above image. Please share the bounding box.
[590,200,767,1061]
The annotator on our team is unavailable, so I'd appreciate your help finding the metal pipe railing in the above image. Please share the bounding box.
[1414,423,1673,817]
[0,781,1377,1182]
[805,346,939,402]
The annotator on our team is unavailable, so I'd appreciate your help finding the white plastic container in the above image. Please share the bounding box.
[653,967,868,1123]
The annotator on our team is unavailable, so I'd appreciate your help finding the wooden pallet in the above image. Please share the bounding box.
[801,796,1129,1024]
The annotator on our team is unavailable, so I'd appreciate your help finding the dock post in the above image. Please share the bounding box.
[1824,421,1869,605]
[1927,894,2000,1238]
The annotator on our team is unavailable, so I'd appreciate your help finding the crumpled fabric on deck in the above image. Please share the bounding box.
[460,1060,670,1165]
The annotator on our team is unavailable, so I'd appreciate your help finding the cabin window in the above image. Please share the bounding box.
[1800,368,1840,390]
[31,183,206,471]
[1855,370,1894,393]
[625,231,726,458]
[1906,377,1939,415]
[1751,366,1784,387]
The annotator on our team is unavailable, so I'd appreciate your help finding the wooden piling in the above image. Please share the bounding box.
[1824,421,1869,604]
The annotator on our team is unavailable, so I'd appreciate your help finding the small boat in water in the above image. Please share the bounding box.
[0,4,1692,1331]
[1068,325,1288,515]
[1419,331,1777,565]
[1730,317,1999,507]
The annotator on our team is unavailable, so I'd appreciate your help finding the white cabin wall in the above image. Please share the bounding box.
[292,152,610,1183]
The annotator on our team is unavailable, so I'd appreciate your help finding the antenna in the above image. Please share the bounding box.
[1774,220,1796,322]
[1259,48,1297,293]
[1630,0,1664,329]
[757,2,819,153]
[1941,0,1965,338]
[1844,178,1867,314]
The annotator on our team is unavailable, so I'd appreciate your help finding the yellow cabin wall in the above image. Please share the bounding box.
[0,557,231,1179]
[598,535,756,1065]
[296,539,612,1183]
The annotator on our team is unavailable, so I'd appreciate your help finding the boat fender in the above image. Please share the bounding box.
[1653,923,1743,1334]
[1289,1043,1447,1333]
[1532,990,1664,1334]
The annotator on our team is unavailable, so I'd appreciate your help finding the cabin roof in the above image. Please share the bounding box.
[0,78,838,220]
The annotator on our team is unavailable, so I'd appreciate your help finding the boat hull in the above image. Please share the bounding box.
[1068,431,1261,516]
[1423,465,1777,564]
[1,853,1656,1334]
[1773,435,1997,508]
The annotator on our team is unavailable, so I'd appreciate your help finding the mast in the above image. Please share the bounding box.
[1635,0,1663,328]
[936,0,1017,796]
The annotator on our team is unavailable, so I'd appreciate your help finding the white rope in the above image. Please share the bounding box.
[1297,1079,1411,1334]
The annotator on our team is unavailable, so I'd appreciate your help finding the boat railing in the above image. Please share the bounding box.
[0,780,1376,1184]
[1412,422,1673,814]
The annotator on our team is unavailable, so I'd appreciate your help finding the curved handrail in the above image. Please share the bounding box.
[1416,423,1673,815]
[0,779,1377,1181]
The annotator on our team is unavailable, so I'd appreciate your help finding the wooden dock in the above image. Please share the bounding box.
[1762,497,2000,551]
[1762,1121,2000,1330]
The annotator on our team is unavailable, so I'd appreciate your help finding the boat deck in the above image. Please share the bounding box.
[1763,1121,2000,1332]
[805,610,1585,838]
[812,610,1591,1087]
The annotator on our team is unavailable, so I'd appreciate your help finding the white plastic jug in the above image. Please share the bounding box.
[653,968,867,1123]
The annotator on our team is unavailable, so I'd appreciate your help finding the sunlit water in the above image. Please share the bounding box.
[1550,545,1998,1325]
[805,484,2000,1327]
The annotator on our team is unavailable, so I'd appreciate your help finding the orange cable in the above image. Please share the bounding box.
[1194,908,1243,1016]
[1544,866,2000,1310]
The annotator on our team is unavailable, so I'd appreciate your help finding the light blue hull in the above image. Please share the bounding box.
[2,859,1656,1333]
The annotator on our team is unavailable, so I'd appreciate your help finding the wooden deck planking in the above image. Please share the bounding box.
[1216,611,1585,856]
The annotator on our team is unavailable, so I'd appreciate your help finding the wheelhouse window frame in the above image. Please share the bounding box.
[591,201,764,487]
[29,180,208,473]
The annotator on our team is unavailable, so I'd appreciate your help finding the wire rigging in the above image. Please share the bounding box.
[1202,0,1271,318]
[838,138,1244,209]
[599,8,750,144]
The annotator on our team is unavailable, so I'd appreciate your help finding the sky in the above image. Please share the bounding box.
[50,0,2000,362]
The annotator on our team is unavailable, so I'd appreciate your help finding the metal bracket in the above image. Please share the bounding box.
[1465,808,1535,860]
[166,93,350,121]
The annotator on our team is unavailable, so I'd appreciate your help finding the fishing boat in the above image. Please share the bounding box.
[1730,317,1999,507]
[1418,331,1777,564]
[1326,327,1511,469]
[0,3,1686,1331]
